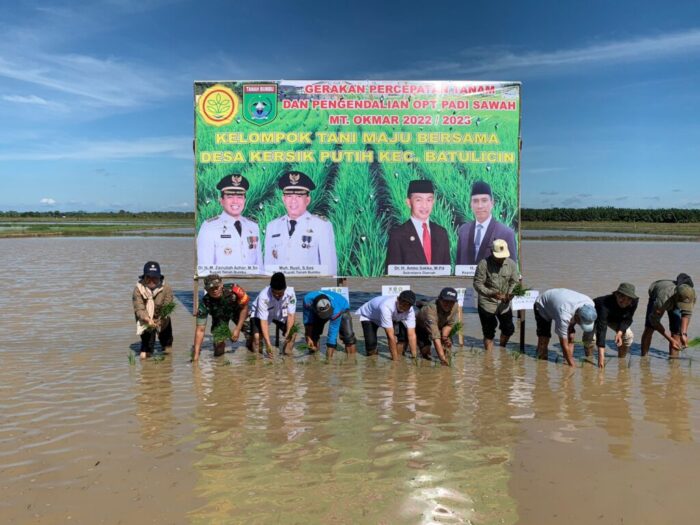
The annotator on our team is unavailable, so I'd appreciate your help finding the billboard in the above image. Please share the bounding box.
[194,80,521,278]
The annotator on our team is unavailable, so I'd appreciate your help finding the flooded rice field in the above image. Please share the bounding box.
[1,237,699,524]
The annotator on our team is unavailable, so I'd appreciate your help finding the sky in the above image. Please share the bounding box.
[1,0,699,212]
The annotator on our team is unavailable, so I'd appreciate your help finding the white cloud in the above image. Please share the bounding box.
[370,28,700,78]
[40,197,56,205]
[0,135,192,161]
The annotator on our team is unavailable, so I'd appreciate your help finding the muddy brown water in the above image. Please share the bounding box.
[1,237,699,524]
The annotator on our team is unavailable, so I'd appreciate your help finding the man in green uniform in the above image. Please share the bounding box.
[641,274,696,358]
[473,239,519,350]
[193,274,250,360]
[415,287,460,365]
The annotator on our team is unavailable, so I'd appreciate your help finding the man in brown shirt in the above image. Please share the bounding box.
[473,239,519,350]
[416,287,460,365]
[641,274,695,358]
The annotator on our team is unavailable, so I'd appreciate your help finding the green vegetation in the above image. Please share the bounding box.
[522,207,700,224]
[212,323,232,345]
[159,302,177,318]
[522,220,700,238]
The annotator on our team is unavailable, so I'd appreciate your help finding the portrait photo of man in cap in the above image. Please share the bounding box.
[456,180,517,267]
[197,173,262,275]
[264,170,337,275]
[385,179,450,272]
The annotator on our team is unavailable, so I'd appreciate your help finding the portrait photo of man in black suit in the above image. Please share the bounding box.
[456,181,517,266]
[386,179,451,272]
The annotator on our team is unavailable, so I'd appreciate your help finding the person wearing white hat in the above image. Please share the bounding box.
[473,239,519,351]
[534,289,597,367]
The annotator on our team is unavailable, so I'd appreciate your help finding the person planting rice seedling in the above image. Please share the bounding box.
[356,290,418,360]
[132,261,174,359]
[473,239,519,351]
[247,272,297,355]
[302,290,357,359]
[641,273,696,358]
[584,283,639,368]
[534,288,597,367]
[193,274,250,361]
[415,287,460,365]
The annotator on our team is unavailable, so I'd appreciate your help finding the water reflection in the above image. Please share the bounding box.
[640,359,692,443]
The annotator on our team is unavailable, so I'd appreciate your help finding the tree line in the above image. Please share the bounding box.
[0,210,194,220]
[521,207,700,223]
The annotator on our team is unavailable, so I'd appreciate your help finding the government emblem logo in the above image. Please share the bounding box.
[289,173,300,184]
[242,84,278,126]
[197,84,239,126]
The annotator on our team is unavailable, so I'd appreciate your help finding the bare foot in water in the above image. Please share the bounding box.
[140,351,147,359]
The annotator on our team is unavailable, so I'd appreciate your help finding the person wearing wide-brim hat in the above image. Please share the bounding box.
[385,179,451,272]
[196,173,262,275]
[132,261,174,359]
[456,180,517,267]
[415,287,460,365]
[473,239,519,351]
[263,171,337,275]
[584,283,639,368]
[641,273,696,358]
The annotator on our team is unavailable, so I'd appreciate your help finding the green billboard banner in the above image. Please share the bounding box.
[194,80,521,278]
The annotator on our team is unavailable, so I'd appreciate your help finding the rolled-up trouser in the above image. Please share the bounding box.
[477,306,515,340]
[140,318,173,353]
[310,311,357,347]
[249,317,287,339]
[644,298,682,335]
[583,322,634,352]
[362,320,406,352]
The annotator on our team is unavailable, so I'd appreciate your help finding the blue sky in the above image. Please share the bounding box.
[1,0,699,211]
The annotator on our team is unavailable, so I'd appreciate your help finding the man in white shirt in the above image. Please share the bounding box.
[197,173,262,275]
[247,272,297,355]
[534,288,597,367]
[264,171,337,275]
[456,181,517,266]
[356,290,418,359]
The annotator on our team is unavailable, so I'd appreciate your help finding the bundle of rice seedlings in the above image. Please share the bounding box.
[160,301,177,318]
[128,352,136,365]
[686,337,700,348]
[449,321,463,338]
[212,323,232,345]
[511,283,531,297]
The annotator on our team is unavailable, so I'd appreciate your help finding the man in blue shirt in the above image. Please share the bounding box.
[302,290,356,359]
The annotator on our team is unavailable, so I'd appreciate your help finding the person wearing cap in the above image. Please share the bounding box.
[302,290,357,359]
[584,283,639,368]
[385,179,451,271]
[132,261,174,359]
[193,274,250,361]
[641,274,696,358]
[355,290,418,360]
[534,289,597,367]
[415,287,460,365]
[473,239,519,351]
[456,180,517,266]
[264,171,337,275]
[197,173,262,275]
[247,272,298,355]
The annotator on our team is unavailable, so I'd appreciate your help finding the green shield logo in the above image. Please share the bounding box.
[242,83,278,126]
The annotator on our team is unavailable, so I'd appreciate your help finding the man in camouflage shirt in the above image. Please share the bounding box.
[415,287,460,366]
[193,274,250,360]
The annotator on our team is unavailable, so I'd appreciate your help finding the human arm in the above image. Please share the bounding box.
[132,287,152,324]
[384,326,399,360]
[193,324,206,361]
[406,327,418,359]
[559,335,576,367]
[680,316,691,348]
[231,303,247,341]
